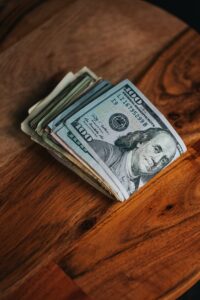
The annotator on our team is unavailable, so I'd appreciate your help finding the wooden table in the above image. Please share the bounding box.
[0,1,200,299]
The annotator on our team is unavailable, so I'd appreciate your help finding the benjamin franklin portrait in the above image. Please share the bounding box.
[90,128,177,194]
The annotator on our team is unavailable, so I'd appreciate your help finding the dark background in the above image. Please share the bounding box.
[145,1,200,299]
[146,0,200,33]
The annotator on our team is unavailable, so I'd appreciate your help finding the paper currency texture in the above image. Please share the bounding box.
[21,68,187,201]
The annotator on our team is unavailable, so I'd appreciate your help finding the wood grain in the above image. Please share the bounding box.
[0,145,114,296]
[0,0,199,299]
[59,143,200,300]
[138,29,200,146]
[0,0,71,53]
[2,263,90,300]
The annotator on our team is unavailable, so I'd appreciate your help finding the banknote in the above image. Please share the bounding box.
[41,79,113,164]
[48,79,113,132]
[48,80,129,200]
[21,68,98,159]
[45,77,127,200]
[56,79,186,199]
[21,68,121,199]
[34,73,97,134]
[21,68,187,202]
[21,71,74,137]
[27,72,75,115]
[51,126,126,201]
[21,67,97,138]
[44,79,123,199]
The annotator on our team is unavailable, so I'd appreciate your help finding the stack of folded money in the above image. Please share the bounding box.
[21,67,186,201]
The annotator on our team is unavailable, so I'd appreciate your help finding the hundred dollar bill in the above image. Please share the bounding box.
[51,127,126,201]
[21,68,99,166]
[43,78,113,158]
[21,67,97,138]
[54,79,186,200]
[21,68,122,199]
[27,72,74,115]
[45,79,124,199]
[46,80,129,201]
[47,79,129,200]
[33,70,98,134]
[48,80,113,132]
[47,79,127,200]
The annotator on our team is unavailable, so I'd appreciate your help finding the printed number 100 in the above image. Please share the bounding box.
[73,122,93,142]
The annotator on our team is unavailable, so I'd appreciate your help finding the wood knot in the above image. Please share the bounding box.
[79,217,97,233]
[165,204,174,211]
[192,140,200,154]
[47,51,54,59]
[174,120,183,129]
[168,112,180,121]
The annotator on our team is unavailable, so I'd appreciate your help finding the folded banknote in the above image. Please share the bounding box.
[21,67,187,201]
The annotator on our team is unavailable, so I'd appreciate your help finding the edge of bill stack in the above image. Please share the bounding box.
[21,67,187,202]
